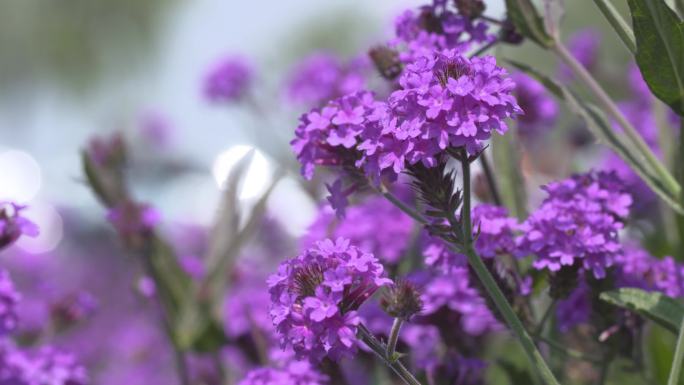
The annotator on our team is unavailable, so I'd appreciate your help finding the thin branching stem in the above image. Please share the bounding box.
[667,316,684,385]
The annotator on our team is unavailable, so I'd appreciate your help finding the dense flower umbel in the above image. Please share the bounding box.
[511,72,558,137]
[301,196,414,264]
[203,56,253,103]
[0,203,39,251]
[358,49,521,180]
[0,270,19,336]
[238,361,328,385]
[517,171,633,279]
[291,91,385,180]
[268,238,391,361]
[285,52,369,108]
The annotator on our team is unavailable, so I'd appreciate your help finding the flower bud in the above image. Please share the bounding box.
[369,46,402,81]
[499,17,524,45]
[381,279,423,320]
[549,265,580,300]
[454,0,485,19]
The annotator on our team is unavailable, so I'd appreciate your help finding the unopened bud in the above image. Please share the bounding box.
[369,46,403,81]
[500,17,524,45]
[381,279,423,320]
[454,0,486,19]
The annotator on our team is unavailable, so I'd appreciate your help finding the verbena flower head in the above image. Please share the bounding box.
[471,204,518,258]
[291,90,386,180]
[511,72,558,137]
[616,245,684,298]
[0,202,39,251]
[0,270,19,336]
[392,1,494,67]
[517,170,633,279]
[238,361,328,385]
[358,49,521,180]
[268,238,391,361]
[285,52,368,107]
[203,55,253,103]
[106,201,160,239]
[302,195,414,264]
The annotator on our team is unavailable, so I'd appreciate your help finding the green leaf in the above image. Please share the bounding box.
[593,0,637,53]
[504,59,684,213]
[628,0,684,116]
[600,288,684,334]
[504,0,555,48]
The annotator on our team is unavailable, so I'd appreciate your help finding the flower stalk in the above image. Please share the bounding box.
[357,324,423,385]
[386,318,404,360]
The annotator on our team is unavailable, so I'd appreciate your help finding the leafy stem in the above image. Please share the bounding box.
[552,37,680,199]
[357,323,423,385]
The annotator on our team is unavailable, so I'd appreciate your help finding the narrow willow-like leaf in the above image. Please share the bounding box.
[504,58,684,213]
[600,288,684,334]
[504,0,554,48]
[628,0,684,116]
[593,0,637,53]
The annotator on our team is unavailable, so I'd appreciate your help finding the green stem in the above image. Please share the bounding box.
[480,152,503,206]
[592,0,637,54]
[386,318,404,359]
[357,324,424,385]
[553,38,680,197]
[536,336,603,364]
[470,38,499,58]
[378,184,428,225]
[667,315,684,385]
[533,301,557,337]
[460,156,561,385]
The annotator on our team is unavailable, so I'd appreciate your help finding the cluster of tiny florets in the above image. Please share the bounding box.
[517,170,633,279]
[268,238,391,361]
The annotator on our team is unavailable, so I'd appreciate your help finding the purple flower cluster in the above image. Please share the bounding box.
[291,91,385,180]
[285,52,369,108]
[302,195,414,264]
[511,72,558,137]
[0,343,88,385]
[0,270,19,336]
[268,238,391,361]
[203,55,253,103]
[0,203,39,251]
[517,171,633,279]
[392,1,494,67]
[238,361,328,385]
[616,246,684,298]
[358,49,521,180]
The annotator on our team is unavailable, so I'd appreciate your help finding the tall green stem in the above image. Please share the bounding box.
[668,315,684,385]
[553,38,680,197]
[357,324,424,385]
[386,318,404,359]
[460,157,561,385]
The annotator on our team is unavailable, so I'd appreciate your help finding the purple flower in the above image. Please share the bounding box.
[106,201,160,239]
[291,91,386,180]
[87,132,125,167]
[392,3,495,69]
[517,171,632,279]
[0,343,88,385]
[357,49,521,180]
[616,245,684,298]
[238,360,328,385]
[511,72,558,137]
[301,195,414,264]
[555,280,590,331]
[285,52,369,107]
[0,202,39,251]
[268,238,391,361]
[203,55,253,103]
[558,29,601,81]
[0,270,19,336]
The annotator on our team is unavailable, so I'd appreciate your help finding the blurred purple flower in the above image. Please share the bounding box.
[268,238,391,361]
[203,55,253,103]
[517,171,632,279]
[302,196,414,264]
[558,29,601,81]
[238,360,328,385]
[0,343,88,385]
[285,52,369,108]
[0,270,19,336]
[106,201,160,239]
[616,245,684,298]
[0,202,39,251]
[511,72,558,137]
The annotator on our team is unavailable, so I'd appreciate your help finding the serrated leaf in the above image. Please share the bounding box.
[628,0,684,116]
[600,288,684,334]
[504,0,555,47]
